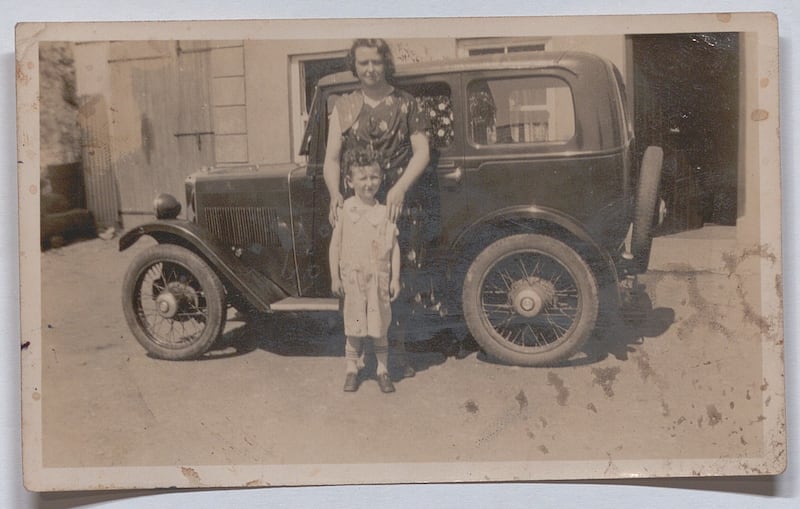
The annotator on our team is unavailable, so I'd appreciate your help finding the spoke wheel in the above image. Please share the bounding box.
[463,234,598,366]
[122,244,226,360]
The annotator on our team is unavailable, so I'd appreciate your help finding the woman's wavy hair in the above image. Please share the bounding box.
[346,38,396,82]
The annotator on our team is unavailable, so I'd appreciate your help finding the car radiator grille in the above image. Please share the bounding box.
[202,206,281,247]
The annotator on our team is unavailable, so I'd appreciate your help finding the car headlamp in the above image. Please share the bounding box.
[154,193,182,220]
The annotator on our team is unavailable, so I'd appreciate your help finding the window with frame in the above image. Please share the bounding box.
[457,37,550,58]
[467,76,575,146]
[290,52,348,161]
[467,43,546,56]
[300,57,349,112]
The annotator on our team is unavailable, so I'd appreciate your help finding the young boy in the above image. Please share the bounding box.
[329,145,401,393]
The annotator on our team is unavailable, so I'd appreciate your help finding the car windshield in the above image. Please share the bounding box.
[298,88,320,157]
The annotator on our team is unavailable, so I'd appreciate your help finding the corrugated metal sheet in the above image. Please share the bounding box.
[78,94,119,229]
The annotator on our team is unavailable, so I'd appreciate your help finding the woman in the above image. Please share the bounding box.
[323,38,431,378]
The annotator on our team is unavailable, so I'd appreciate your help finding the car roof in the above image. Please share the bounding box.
[317,50,610,87]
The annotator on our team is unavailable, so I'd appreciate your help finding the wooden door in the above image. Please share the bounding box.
[108,41,215,225]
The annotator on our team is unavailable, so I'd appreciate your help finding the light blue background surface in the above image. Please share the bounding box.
[1,1,796,507]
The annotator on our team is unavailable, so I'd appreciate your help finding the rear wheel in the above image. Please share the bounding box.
[462,234,599,366]
[122,244,226,360]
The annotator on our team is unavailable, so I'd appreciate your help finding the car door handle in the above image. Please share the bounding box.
[438,167,463,186]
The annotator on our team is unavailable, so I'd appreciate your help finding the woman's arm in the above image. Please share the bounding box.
[323,107,344,226]
[385,131,430,223]
[389,234,401,302]
[329,219,343,297]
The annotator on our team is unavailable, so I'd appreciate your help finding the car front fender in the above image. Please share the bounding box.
[119,220,290,312]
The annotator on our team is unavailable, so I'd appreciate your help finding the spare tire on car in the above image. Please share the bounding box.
[630,146,664,274]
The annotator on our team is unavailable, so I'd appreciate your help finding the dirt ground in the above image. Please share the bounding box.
[38,236,776,475]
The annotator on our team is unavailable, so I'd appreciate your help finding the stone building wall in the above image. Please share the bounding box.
[39,42,80,174]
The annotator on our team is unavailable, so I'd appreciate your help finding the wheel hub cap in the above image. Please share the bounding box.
[155,282,198,319]
[155,292,179,318]
[509,277,556,318]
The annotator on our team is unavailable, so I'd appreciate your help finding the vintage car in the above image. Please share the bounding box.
[119,51,663,366]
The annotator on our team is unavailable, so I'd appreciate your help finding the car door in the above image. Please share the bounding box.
[460,70,622,230]
[398,74,467,260]
[297,85,345,296]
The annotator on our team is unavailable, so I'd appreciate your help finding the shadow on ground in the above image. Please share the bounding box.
[581,295,675,365]
[199,285,674,370]
[468,284,676,368]
[200,310,454,377]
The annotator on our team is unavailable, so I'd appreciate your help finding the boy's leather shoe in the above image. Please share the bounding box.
[343,372,359,392]
[377,373,395,393]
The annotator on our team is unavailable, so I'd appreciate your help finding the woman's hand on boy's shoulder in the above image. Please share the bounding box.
[331,277,345,297]
[385,185,406,223]
[389,278,401,302]
[329,192,344,226]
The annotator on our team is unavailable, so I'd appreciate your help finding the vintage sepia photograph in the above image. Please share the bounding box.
[16,13,784,491]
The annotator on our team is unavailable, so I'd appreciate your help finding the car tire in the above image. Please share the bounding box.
[122,244,227,360]
[631,146,664,273]
[462,234,599,366]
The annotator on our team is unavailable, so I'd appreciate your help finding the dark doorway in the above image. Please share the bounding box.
[632,33,739,233]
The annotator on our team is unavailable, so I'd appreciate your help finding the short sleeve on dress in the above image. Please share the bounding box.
[334,91,365,134]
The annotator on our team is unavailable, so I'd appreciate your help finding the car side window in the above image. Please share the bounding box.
[468,76,575,146]
[402,82,454,150]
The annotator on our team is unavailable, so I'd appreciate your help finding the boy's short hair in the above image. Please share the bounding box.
[343,144,385,175]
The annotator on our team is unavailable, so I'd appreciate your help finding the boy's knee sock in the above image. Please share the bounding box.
[345,336,363,373]
[374,336,389,375]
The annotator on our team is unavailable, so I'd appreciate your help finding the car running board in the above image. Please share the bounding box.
[269,297,340,312]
